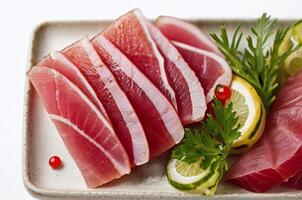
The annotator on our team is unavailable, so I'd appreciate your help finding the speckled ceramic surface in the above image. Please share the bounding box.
[23,19,302,199]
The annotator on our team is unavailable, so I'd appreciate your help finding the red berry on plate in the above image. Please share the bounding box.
[215,85,231,102]
[49,156,62,169]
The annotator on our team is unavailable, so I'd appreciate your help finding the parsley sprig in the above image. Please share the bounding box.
[172,98,241,182]
[210,14,299,111]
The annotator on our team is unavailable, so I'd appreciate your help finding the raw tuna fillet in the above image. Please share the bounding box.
[145,19,206,125]
[283,169,302,189]
[102,8,177,109]
[28,66,130,187]
[281,72,302,190]
[62,37,149,166]
[155,16,222,56]
[173,41,232,103]
[38,52,109,121]
[225,70,302,193]
[92,35,184,158]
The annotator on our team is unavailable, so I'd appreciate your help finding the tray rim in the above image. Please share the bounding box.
[22,18,302,199]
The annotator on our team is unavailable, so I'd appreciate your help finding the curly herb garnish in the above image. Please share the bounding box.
[210,13,299,111]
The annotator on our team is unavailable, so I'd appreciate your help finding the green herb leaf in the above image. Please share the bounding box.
[210,13,298,111]
[203,99,241,146]
[171,128,220,164]
[171,98,241,192]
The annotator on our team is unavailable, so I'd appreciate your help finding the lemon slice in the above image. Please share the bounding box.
[166,158,219,196]
[279,20,302,80]
[227,75,266,154]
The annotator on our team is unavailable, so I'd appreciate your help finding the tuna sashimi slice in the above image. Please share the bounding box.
[173,41,232,103]
[62,37,149,166]
[102,8,177,110]
[145,19,206,125]
[225,71,302,193]
[28,67,130,187]
[38,52,109,121]
[92,35,184,158]
[155,16,222,56]
[283,169,302,190]
[282,73,302,191]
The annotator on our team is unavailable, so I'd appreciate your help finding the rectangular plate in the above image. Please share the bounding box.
[23,19,302,200]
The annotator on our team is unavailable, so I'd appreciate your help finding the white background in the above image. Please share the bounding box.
[1,0,302,199]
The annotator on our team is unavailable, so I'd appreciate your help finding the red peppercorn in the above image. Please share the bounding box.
[49,156,62,169]
[215,85,232,102]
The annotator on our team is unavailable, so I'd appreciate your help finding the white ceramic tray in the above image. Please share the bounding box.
[23,19,302,200]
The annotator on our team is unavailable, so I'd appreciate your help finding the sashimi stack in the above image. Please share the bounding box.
[27,9,231,187]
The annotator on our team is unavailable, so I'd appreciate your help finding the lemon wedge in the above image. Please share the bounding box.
[227,75,266,154]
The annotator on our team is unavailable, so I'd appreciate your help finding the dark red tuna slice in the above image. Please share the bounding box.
[92,35,184,158]
[145,19,206,125]
[173,41,231,103]
[283,169,302,190]
[28,66,130,187]
[225,71,302,193]
[38,52,109,121]
[279,72,302,191]
[62,37,149,166]
[102,8,177,110]
[155,16,223,56]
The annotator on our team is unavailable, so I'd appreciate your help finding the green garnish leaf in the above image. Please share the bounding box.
[171,98,241,193]
[171,128,220,165]
[204,99,241,146]
[210,13,299,111]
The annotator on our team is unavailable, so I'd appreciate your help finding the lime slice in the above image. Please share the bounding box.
[175,159,203,176]
[279,20,302,78]
[226,76,266,154]
[167,158,220,196]
[195,163,220,196]
[167,159,210,190]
